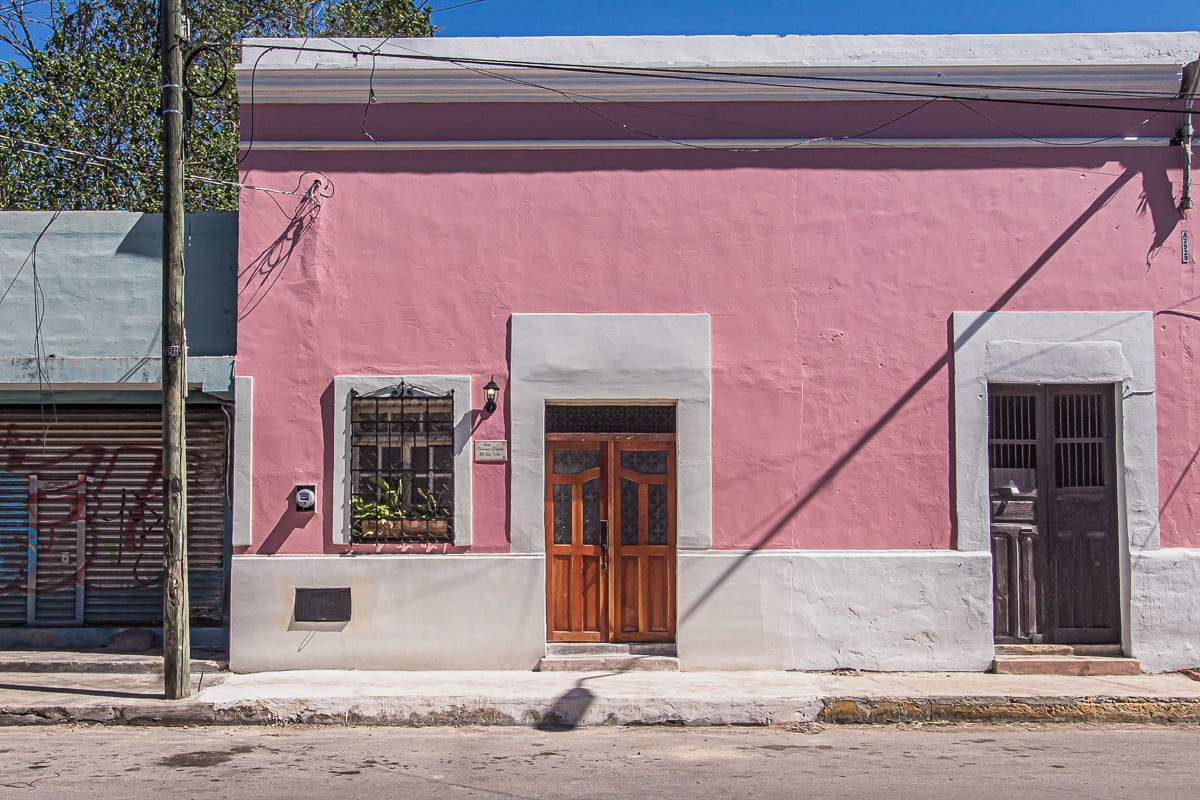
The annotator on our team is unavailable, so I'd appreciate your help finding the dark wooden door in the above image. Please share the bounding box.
[545,436,676,643]
[988,385,1119,645]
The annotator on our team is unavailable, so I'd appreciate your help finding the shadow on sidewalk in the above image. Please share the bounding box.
[535,672,621,731]
[0,681,162,700]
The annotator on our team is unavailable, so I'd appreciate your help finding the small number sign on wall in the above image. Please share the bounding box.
[474,440,508,463]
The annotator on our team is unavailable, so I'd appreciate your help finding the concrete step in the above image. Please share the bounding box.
[995,644,1123,657]
[545,643,676,657]
[0,650,227,674]
[991,655,1142,676]
[540,642,679,671]
[537,654,681,672]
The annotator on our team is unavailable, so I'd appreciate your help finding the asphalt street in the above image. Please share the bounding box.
[1,723,1198,799]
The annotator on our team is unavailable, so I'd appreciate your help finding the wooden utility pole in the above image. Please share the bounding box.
[160,0,190,699]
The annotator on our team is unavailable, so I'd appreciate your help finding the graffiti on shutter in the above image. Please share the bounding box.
[0,405,229,627]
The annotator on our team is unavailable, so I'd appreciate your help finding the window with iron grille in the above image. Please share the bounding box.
[349,383,455,543]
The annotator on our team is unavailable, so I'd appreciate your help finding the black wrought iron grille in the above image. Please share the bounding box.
[1054,392,1105,488]
[988,393,1037,470]
[349,384,454,543]
[545,404,676,434]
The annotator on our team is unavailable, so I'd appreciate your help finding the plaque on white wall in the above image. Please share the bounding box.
[474,440,508,462]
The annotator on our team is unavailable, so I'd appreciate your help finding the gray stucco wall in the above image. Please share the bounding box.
[230,554,547,672]
[230,549,994,672]
[1130,549,1200,672]
[677,551,994,671]
[0,211,236,361]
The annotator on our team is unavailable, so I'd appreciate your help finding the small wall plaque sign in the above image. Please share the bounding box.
[474,440,508,462]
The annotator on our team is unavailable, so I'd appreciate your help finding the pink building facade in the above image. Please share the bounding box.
[231,32,1200,672]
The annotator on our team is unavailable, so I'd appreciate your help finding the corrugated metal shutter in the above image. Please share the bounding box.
[0,473,30,624]
[0,405,228,627]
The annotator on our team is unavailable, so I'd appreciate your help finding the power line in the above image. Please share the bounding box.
[451,59,945,152]
[0,210,57,310]
[428,0,491,11]
[29,209,58,403]
[948,98,1164,147]
[580,62,1196,101]
[233,43,1161,180]
[437,56,1174,153]
[0,210,62,419]
[245,41,1197,113]
[231,40,1194,164]
[0,132,320,199]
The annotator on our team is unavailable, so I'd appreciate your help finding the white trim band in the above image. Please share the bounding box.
[239,137,1173,152]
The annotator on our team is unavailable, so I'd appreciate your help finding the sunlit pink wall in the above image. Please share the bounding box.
[236,99,1198,555]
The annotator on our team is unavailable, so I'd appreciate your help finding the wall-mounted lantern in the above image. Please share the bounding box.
[483,376,500,414]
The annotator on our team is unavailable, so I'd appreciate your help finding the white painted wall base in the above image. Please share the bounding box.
[1130,549,1200,673]
[230,555,546,672]
[677,551,995,671]
[230,548,1200,673]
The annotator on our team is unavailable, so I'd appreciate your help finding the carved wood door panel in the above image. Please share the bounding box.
[545,436,676,643]
[988,385,1119,645]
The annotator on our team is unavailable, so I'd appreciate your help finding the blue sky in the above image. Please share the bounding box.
[0,0,1194,64]
[429,0,1200,37]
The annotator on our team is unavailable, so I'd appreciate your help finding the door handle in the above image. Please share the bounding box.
[600,520,608,570]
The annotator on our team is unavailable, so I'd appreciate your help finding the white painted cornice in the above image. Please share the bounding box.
[235,32,1200,104]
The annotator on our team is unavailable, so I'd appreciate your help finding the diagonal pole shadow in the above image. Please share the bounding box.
[1153,312,1200,521]
[1158,438,1200,520]
[0,681,163,700]
[679,166,1138,628]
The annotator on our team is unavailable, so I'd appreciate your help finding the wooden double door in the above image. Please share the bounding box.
[545,435,675,642]
[989,384,1120,644]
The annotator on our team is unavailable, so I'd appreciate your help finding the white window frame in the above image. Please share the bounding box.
[952,311,1157,652]
[508,314,712,554]
[333,375,473,546]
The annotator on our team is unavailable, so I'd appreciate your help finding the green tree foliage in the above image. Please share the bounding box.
[0,1,435,210]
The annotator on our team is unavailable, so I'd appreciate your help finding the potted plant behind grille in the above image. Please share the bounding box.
[352,472,411,539]
[350,472,451,540]
[409,487,452,536]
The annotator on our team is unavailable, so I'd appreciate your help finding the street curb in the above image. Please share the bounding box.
[0,703,217,726]
[818,696,1200,724]
[3,695,1200,727]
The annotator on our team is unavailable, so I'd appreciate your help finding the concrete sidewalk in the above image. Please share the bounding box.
[3,660,1200,727]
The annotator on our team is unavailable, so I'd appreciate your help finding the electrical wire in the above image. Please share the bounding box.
[241,41,1198,113]
[449,57,942,152]
[428,0,491,12]
[0,210,57,310]
[30,210,56,408]
[358,48,380,143]
[593,63,1198,101]
[373,42,1178,156]
[0,211,63,420]
[950,98,1166,147]
[229,38,1195,165]
[237,173,328,320]
[0,132,323,199]
[433,60,1171,179]
[236,44,275,166]
[183,43,228,99]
